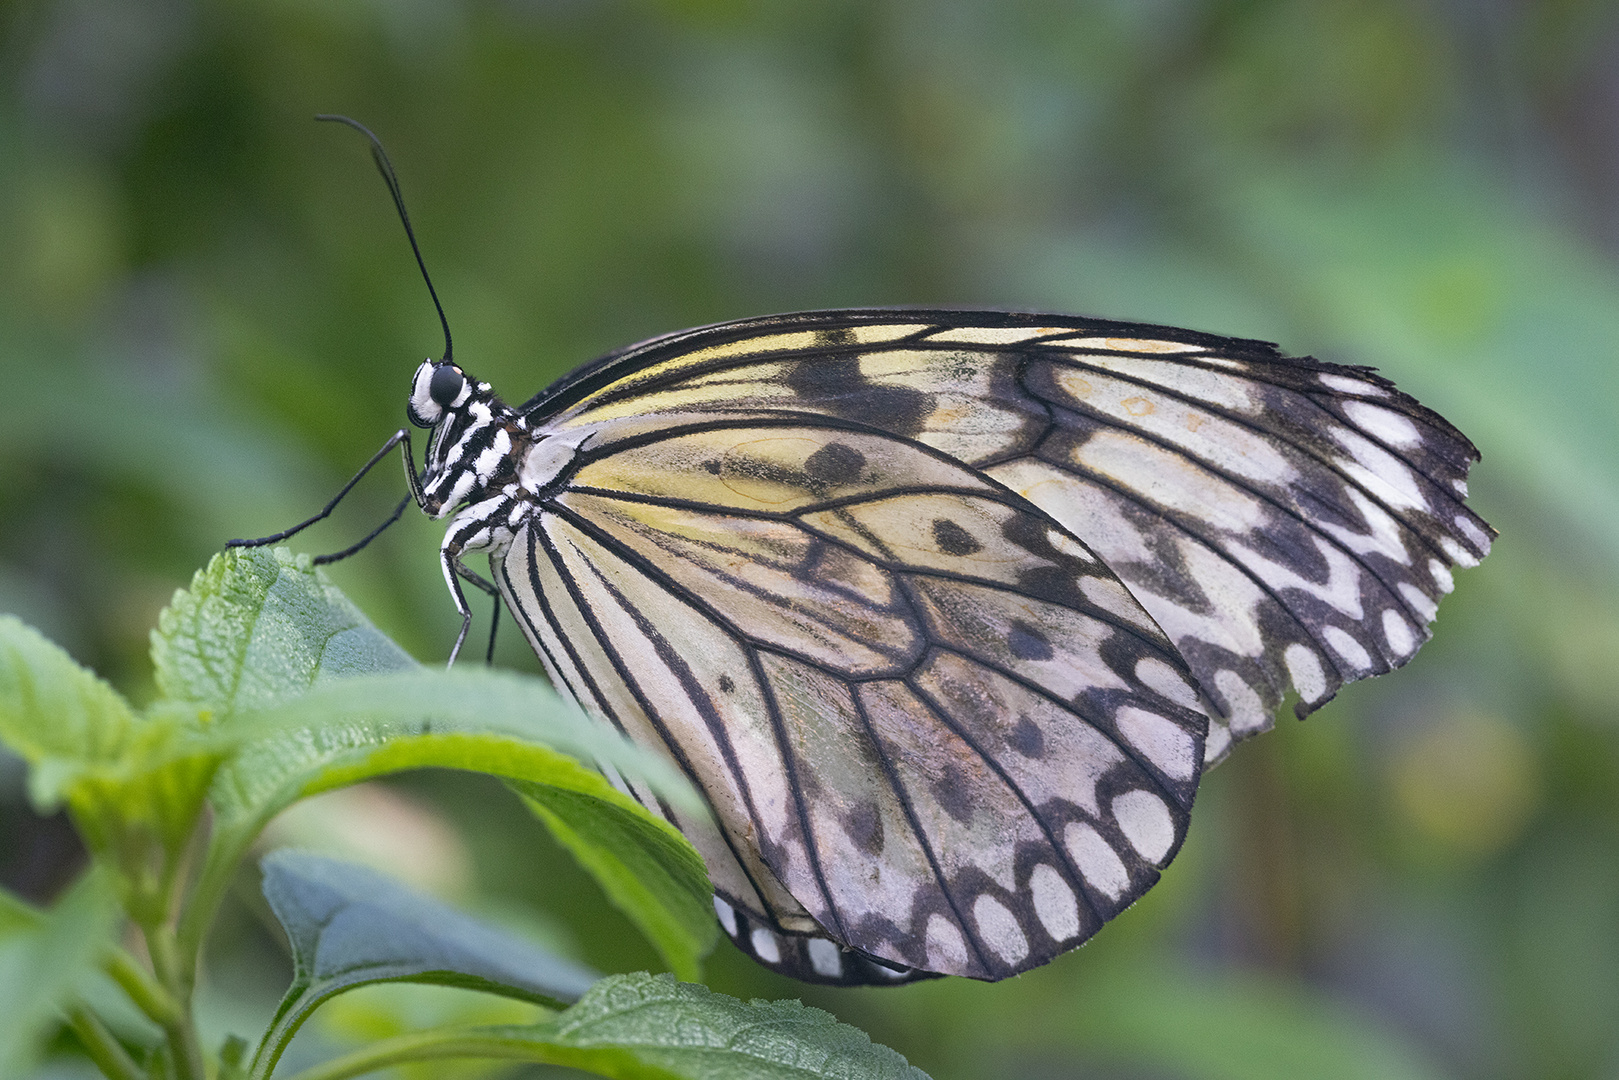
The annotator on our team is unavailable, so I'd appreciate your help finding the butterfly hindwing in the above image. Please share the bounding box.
[496,416,1209,981]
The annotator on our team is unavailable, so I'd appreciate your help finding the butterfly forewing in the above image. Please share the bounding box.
[496,411,1209,982]
[529,311,1491,764]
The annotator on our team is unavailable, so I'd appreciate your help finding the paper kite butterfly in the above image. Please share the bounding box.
[235,118,1493,986]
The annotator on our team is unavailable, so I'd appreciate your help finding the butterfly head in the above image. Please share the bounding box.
[408,358,471,427]
[407,358,521,518]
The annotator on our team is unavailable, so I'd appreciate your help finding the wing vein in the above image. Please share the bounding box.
[749,647,847,942]
[903,674,1108,929]
[848,684,994,975]
[1025,441,1362,684]
[529,515,787,925]
[1035,354,1470,565]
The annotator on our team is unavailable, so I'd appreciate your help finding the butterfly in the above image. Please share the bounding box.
[238,119,1492,986]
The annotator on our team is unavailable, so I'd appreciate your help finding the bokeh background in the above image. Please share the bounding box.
[3,1,1618,1077]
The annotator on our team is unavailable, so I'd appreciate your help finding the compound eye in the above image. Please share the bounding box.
[429,364,465,408]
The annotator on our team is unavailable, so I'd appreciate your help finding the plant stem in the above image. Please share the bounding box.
[104,946,184,1027]
[144,921,206,1080]
[65,1004,144,1080]
[176,823,256,981]
[273,1026,649,1080]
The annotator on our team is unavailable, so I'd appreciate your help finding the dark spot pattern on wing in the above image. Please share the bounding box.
[843,803,885,856]
[1009,714,1044,758]
[804,442,867,486]
[1008,621,1055,661]
[785,354,934,436]
[932,518,982,556]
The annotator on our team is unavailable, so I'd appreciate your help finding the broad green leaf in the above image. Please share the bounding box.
[0,871,121,1078]
[514,780,716,984]
[287,973,930,1080]
[204,677,716,981]
[152,547,416,716]
[215,667,701,832]
[251,850,597,1080]
[0,614,139,780]
[0,616,222,881]
[543,974,929,1079]
[165,549,712,977]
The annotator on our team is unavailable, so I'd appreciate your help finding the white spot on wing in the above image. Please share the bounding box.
[1318,488,1412,567]
[921,325,1057,345]
[1334,430,1429,512]
[1074,429,1290,510]
[1029,864,1080,941]
[1113,790,1176,864]
[1060,336,1204,354]
[1115,707,1197,781]
[521,432,586,490]
[1382,609,1416,657]
[713,896,737,937]
[1343,400,1422,448]
[1283,643,1328,702]
[1046,527,1098,564]
[1399,582,1438,621]
[1134,657,1201,710]
[1455,515,1492,553]
[1322,626,1372,672]
[1064,822,1129,901]
[973,895,1029,965]
[926,913,969,971]
[1319,373,1389,397]
[807,937,843,978]
[1429,558,1455,595]
[1228,537,1365,619]
[750,927,782,964]
[1439,536,1479,568]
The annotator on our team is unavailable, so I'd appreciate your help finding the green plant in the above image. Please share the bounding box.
[0,547,927,1080]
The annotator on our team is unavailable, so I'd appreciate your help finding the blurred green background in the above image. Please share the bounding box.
[3,1,1618,1077]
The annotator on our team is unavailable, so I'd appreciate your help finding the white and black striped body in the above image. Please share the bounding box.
[406,309,1492,986]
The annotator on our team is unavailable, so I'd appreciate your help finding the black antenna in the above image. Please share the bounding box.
[317,114,453,366]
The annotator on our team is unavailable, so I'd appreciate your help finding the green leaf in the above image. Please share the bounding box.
[152,547,416,716]
[542,972,930,1079]
[514,781,716,984]
[215,667,702,832]
[251,850,598,1080]
[0,617,223,887]
[0,614,140,785]
[167,548,713,980]
[205,672,717,982]
[0,871,121,1078]
[279,973,930,1080]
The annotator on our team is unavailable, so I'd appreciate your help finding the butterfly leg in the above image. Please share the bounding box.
[228,428,421,555]
[453,562,501,664]
[439,492,520,666]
